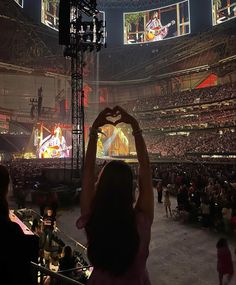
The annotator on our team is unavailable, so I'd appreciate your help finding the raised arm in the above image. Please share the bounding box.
[80,108,113,216]
[114,106,154,223]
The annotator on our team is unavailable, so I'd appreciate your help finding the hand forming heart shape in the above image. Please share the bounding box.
[105,108,122,125]
[106,114,121,125]
[93,106,132,129]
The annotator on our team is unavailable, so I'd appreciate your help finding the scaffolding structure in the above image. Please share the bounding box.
[59,0,105,178]
[71,44,85,177]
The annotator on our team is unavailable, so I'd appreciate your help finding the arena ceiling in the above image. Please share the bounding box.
[96,0,176,9]
[0,0,235,82]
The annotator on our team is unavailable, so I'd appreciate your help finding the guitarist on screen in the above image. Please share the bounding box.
[146,11,175,42]
[38,125,71,158]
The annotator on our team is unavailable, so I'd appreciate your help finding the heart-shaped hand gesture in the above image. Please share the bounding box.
[105,108,122,125]
[112,106,138,128]
[92,107,114,129]
[92,106,139,129]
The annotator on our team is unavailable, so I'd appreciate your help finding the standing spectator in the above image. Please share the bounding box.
[216,238,234,285]
[77,107,154,283]
[0,165,33,285]
[222,203,232,234]
[42,207,56,249]
[164,185,172,217]
[200,197,210,228]
[156,180,163,203]
[177,185,189,211]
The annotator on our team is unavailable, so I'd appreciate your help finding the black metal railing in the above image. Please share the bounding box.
[31,262,88,285]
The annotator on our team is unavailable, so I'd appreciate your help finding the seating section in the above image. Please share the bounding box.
[124,84,236,159]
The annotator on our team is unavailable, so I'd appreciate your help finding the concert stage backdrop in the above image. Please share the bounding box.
[123,0,190,45]
[212,0,236,25]
[41,0,59,30]
[97,125,130,157]
[33,123,130,159]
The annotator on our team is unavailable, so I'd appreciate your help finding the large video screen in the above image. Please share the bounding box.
[123,0,190,45]
[41,0,59,30]
[212,0,236,25]
[14,0,23,8]
[34,123,72,158]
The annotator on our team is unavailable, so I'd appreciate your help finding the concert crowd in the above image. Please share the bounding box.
[152,162,236,233]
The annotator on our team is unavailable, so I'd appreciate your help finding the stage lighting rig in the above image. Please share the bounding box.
[59,0,105,178]
[71,15,105,52]
[71,0,99,16]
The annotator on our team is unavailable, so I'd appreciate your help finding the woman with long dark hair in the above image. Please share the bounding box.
[77,106,154,284]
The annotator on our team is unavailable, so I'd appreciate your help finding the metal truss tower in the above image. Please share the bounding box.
[69,5,86,179]
[71,43,85,178]
[59,0,105,179]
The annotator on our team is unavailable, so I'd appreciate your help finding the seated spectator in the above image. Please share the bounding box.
[59,245,76,277]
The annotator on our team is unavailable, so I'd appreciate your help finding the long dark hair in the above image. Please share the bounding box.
[85,160,140,276]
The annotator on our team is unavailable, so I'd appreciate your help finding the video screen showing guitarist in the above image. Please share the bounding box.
[146,11,175,42]
[38,125,71,158]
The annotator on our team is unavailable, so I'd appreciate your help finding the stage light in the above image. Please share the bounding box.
[59,1,106,52]
[72,0,98,17]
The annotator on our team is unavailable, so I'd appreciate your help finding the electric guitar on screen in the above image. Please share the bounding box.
[146,20,176,41]
[41,145,72,158]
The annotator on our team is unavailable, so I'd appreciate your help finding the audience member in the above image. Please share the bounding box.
[59,245,76,278]
[163,185,172,218]
[42,207,56,249]
[77,106,154,283]
[200,197,210,228]
[156,180,163,203]
[216,238,234,285]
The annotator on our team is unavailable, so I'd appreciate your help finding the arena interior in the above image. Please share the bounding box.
[0,0,236,284]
